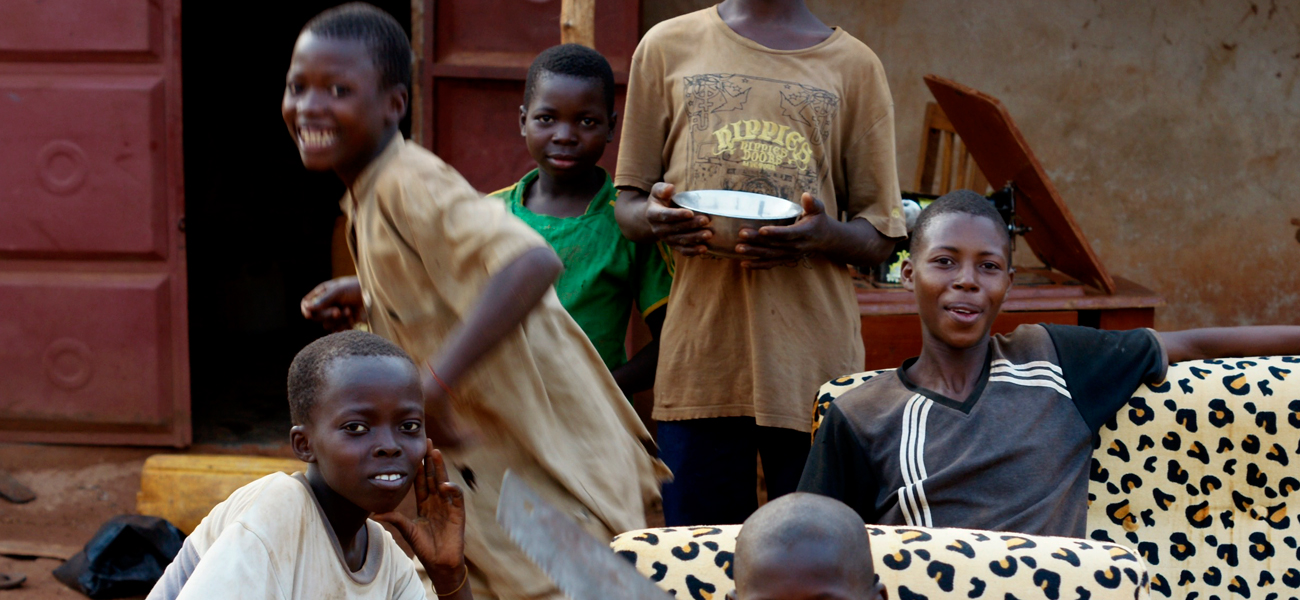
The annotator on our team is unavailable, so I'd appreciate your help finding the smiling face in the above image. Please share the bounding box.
[903,212,1014,352]
[282,32,407,186]
[519,73,614,182]
[296,354,425,515]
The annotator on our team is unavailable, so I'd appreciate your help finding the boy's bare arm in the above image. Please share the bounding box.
[614,188,656,242]
[736,193,898,269]
[615,185,712,255]
[610,307,665,397]
[1159,326,1300,364]
[428,247,561,387]
[416,247,562,448]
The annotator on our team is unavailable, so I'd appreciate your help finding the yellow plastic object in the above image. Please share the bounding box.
[136,454,305,534]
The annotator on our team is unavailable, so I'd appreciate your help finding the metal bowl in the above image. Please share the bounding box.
[672,190,803,259]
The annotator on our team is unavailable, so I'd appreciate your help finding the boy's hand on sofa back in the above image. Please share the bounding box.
[1160,326,1300,365]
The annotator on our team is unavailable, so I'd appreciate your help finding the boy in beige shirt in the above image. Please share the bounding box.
[149,331,471,600]
[614,0,905,525]
[288,5,665,598]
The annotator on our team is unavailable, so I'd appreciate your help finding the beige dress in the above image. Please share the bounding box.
[344,137,668,599]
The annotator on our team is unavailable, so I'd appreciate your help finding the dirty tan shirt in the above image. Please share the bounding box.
[615,7,906,431]
[343,137,663,539]
[155,472,424,600]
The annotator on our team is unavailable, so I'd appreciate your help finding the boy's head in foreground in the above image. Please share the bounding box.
[730,493,885,600]
[901,190,1014,352]
[282,2,411,184]
[519,44,618,181]
[288,330,425,515]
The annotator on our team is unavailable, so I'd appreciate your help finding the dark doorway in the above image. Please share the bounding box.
[182,1,411,445]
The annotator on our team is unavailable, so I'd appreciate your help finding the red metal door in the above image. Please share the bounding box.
[0,0,190,446]
[415,0,641,192]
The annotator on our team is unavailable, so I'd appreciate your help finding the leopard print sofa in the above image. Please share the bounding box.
[810,356,1300,600]
[612,524,1151,599]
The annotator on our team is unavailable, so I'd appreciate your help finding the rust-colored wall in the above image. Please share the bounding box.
[645,1,1300,330]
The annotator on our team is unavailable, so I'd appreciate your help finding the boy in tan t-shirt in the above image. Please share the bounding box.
[288,5,665,598]
[614,0,906,526]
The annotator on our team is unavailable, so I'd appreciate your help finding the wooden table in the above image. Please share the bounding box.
[857,275,1164,371]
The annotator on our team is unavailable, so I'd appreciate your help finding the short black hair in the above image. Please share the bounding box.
[304,2,412,92]
[911,189,1011,258]
[287,330,414,425]
[735,493,875,594]
[523,44,616,115]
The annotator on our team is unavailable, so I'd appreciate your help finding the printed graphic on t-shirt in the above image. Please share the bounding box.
[684,73,838,199]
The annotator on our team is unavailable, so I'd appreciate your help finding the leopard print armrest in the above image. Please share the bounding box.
[612,525,1150,600]
[1088,356,1300,599]
[810,370,892,439]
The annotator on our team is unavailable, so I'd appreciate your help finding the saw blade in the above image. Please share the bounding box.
[495,471,672,600]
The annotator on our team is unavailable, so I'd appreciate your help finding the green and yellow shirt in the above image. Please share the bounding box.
[491,168,673,371]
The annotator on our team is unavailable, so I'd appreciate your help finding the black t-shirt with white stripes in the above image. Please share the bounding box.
[798,324,1167,537]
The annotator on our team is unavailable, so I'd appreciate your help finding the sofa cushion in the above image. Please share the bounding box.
[1087,356,1300,599]
[612,524,1150,599]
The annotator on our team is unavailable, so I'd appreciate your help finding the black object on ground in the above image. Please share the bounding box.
[0,573,25,590]
[53,515,185,599]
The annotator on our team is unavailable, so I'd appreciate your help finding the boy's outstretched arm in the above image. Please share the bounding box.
[1160,326,1300,365]
[611,308,665,398]
[417,247,561,447]
[429,246,561,389]
[374,441,472,600]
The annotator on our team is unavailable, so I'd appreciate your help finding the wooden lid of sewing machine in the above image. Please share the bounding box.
[856,75,1164,371]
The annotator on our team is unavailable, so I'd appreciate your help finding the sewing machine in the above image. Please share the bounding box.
[856,75,1163,370]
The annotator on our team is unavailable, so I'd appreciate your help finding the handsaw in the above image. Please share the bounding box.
[496,471,672,600]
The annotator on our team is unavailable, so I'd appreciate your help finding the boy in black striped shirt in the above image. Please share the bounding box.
[798,190,1300,537]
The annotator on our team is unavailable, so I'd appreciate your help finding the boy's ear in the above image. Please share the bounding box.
[519,105,528,137]
[290,425,316,463]
[900,257,915,292]
[607,111,619,143]
[386,84,409,128]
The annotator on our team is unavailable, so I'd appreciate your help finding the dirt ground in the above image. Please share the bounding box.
[0,441,294,599]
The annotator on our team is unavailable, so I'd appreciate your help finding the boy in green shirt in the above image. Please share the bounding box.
[490,44,673,399]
